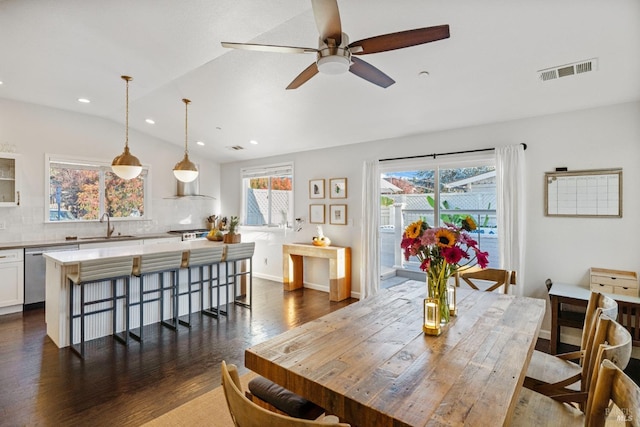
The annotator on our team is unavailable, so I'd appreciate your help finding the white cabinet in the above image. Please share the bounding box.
[0,249,24,314]
[0,153,20,206]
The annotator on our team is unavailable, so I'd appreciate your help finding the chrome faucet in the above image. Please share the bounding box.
[100,213,115,238]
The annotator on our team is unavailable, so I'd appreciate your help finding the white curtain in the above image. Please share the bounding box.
[495,144,526,296]
[360,160,380,299]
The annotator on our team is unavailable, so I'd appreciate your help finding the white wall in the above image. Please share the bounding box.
[221,101,640,330]
[0,98,221,243]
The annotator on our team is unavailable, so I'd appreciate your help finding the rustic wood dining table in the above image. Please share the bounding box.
[245,279,546,427]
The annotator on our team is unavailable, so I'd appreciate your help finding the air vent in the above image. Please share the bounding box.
[537,58,597,82]
[226,145,244,151]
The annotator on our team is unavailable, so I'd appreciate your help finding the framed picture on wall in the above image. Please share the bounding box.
[330,204,347,225]
[309,204,325,224]
[309,179,325,199]
[329,178,347,199]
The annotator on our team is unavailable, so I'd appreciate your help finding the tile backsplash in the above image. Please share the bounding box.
[0,197,216,244]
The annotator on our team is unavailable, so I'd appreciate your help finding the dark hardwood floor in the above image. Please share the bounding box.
[1,278,638,426]
[0,278,357,426]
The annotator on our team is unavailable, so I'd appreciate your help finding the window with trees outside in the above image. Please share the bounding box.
[380,157,498,272]
[240,163,293,227]
[47,155,149,222]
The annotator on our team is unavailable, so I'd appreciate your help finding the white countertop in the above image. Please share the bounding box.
[43,239,225,265]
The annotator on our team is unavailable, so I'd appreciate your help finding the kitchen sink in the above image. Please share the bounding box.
[79,235,136,240]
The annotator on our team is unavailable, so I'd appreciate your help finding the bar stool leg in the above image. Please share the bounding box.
[80,283,85,358]
[69,278,76,356]
[129,275,144,342]
[179,268,192,327]
[160,270,178,330]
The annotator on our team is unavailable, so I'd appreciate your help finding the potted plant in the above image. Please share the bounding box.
[223,216,241,243]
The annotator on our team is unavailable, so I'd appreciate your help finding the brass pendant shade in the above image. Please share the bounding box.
[173,98,199,183]
[111,75,142,180]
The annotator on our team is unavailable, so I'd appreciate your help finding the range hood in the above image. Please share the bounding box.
[168,178,215,199]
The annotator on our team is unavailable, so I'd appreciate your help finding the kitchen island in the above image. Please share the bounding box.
[44,239,239,348]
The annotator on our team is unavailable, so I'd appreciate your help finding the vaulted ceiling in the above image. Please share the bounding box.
[0,0,638,163]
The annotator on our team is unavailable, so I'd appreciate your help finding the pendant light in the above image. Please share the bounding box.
[173,98,199,183]
[111,75,142,180]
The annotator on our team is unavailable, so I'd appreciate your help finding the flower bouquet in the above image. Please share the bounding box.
[401,216,489,324]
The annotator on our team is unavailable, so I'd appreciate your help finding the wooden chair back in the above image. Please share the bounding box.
[220,361,349,427]
[586,359,640,427]
[455,267,512,293]
[581,292,618,354]
[582,314,632,396]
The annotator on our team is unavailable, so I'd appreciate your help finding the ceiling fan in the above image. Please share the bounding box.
[221,0,449,89]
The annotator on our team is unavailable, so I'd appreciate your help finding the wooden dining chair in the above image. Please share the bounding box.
[510,315,633,426]
[220,361,350,427]
[586,359,640,426]
[455,266,514,293]
[523,292,618,397]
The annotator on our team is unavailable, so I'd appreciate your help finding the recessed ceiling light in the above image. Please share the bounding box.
[196,141,205,146]
[77,98,90,103]
[145,118,155,124]
[249,140,258,145]
[0,81,4,85]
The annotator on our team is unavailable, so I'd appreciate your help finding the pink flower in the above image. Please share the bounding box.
[442,246,465,264]
[475,249,490,268]
[459,232,477,248]
[420,228,436,246]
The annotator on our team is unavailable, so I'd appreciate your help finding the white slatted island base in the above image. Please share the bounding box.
[44,240,234,348]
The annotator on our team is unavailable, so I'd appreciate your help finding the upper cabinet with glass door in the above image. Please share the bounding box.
[0,153,20,207]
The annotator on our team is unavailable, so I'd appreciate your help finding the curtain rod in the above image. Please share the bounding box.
[379,142,527,162]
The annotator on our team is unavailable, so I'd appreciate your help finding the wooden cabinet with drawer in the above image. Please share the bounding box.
[590,267,638,297]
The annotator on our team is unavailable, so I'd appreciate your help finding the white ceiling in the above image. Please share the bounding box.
[1,0,638,163]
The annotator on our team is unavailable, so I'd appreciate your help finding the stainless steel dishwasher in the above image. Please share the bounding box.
[24,244,78,309]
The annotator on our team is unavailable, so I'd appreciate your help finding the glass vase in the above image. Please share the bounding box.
[427,271,450,325]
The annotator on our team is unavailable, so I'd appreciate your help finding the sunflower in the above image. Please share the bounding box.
[405,220,423,239]
[461,216,477,232]
[434,228,456,248]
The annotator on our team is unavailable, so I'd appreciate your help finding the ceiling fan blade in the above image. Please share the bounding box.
[286,63,320,90]
[221,42,317,55]
[349,57,395,88]
[311,0,342,45]
[349,25,450,55]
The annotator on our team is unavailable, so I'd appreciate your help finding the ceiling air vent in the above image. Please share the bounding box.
[537,58,597,82]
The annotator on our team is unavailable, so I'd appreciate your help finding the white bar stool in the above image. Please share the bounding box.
[224,242,255,311]
[67,256,134,358]
[180,245,226,326]
[129,251,184,342]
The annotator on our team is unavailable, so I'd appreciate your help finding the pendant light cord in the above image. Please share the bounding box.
[122,76,132,150]
[183,98,191,155]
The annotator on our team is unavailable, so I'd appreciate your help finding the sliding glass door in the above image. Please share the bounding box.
[380,156,499,277]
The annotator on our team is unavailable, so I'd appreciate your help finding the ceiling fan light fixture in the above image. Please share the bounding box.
[317,54,350,74]
[173,98,199,183]
[112,75,142,180]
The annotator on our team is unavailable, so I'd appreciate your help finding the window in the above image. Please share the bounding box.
[380,156,499,270]
[46,155,149,222]
[241,163,293,227]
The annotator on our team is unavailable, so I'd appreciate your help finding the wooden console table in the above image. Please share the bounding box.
[282,243,351,302]
[549,282,640,354]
